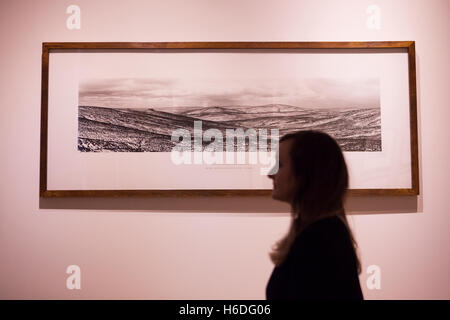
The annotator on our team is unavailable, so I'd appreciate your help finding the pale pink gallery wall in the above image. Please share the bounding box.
[0,0,449,299]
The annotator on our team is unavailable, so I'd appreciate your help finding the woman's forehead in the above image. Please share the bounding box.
[279,140,293,157]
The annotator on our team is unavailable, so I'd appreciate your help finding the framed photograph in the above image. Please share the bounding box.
[40,41,419,197]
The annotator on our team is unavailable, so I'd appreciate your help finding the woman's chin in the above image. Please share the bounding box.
[271,191,290,203]
[271,191,281,201]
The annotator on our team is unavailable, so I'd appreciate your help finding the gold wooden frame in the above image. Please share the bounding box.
[40,41,419,197]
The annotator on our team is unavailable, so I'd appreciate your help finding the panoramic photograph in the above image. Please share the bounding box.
[78,77,381,152]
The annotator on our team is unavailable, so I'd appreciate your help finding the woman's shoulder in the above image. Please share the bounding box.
[294,215,351,248]
[304,215,347,234]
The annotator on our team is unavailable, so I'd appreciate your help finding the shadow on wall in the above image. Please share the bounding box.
[38,195,419,215]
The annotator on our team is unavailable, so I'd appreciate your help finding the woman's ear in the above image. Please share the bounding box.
[294,175,307,192]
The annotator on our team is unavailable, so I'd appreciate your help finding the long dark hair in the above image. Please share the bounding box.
[269,130,361,274]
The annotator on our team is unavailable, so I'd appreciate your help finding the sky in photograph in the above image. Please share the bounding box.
[78,77,380,109]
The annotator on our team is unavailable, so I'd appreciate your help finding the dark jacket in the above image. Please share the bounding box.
[266,216,363,300]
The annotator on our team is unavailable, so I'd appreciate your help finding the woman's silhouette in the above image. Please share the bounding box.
[266,130,363,300]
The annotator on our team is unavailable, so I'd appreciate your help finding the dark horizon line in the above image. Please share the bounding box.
[78,103,380,110]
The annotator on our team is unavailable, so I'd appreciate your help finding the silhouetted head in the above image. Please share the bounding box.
[269,130,348,219]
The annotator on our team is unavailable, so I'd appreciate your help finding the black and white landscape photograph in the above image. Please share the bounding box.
[78,77,381,152]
